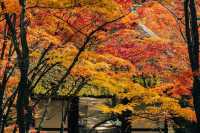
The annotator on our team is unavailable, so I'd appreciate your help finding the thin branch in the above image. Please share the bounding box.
[158,1,186,42]
[28,43,53,75]
[30,63,60,92]
[36,98,51,133]
[31,14,127,112]
[53,15,88,36]
[88,118,114,133]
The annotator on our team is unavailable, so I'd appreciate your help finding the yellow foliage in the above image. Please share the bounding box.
[83,0,123,20]
[30,49,41,58]
[27,0,123,20]
[2,0,20,13]
[28,0,71,8]
[96,77,195,123]
[177,108,196,122]
[28,28,62,46]
[47,44,78,67]
[121,13,138,24]
[98,103,134,114]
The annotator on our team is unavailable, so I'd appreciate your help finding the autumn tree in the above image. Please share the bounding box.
[184,0,200,131]
[0,0,32,132]
[1,0,199,133]
[1,0,128,133]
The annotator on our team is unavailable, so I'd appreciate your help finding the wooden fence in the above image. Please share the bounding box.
[35,127,168,132]
[33,95,169,133]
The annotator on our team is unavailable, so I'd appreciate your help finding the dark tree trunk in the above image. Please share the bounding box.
[16,76,29,133]
[0,83,6,132]
[118,98,132,133]
[118,113,132,133]
[68,96,79,133]
[0,70,7,132]
[0,4,8,133]
[184,0,200,131]
[16,0,30,132]
[192,77,200,131]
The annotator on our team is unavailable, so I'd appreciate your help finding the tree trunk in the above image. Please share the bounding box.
[0,84,5,132]
[184,0,200,131]
[192,77,200,131]
[68,96,79,133]
[118,113,132,133]
[16,0,30,132]
[16,76,29,133]
[0,71,7,132]
[118,98,132,133]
